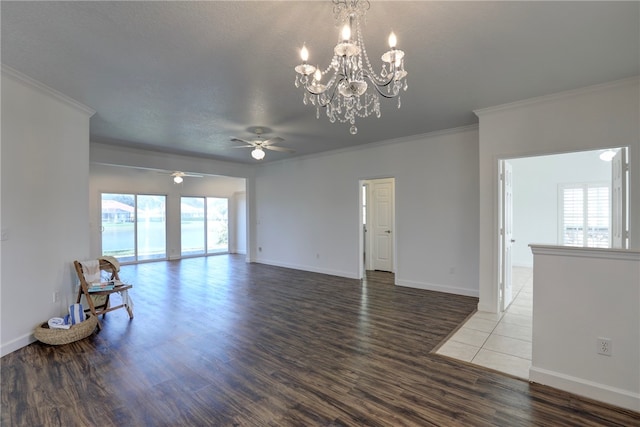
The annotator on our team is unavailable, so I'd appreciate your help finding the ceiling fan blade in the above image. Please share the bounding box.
[167,171,204,178]
[262,137,285,146]
[231,138,254,145]
[230,145,254,149]
[265,145,295,153]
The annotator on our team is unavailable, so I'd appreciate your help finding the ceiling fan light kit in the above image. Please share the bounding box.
[168,171,202,184]
[294,0,408,135]
[231,128,294,161]
[251,147,266,160]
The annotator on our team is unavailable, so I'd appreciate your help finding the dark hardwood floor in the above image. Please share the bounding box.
[2,255,639,426]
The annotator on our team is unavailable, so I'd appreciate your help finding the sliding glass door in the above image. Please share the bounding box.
[181,196,228,257]
[101,193,166,262]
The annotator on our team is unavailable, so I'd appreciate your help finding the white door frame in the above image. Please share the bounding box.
[494,147,630,313]
[358,177,396,279]
[499,160,514,311]
[612,148,629,249]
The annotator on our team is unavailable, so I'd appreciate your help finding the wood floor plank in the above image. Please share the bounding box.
[2,255,639,426]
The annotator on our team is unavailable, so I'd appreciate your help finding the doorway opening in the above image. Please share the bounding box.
[437,147,630,379]
[359,177,395,279]
[95,164,247,265]
[497,147,629,311]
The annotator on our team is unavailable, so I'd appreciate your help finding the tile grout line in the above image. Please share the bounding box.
[470,268,533,366]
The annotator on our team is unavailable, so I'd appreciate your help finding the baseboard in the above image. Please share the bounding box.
[395,278,479,298]
[1,333,36,357]
[253,258,359,279]
[530,366,640,412]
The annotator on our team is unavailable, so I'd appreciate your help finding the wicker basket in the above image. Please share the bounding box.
[34,314,98,345]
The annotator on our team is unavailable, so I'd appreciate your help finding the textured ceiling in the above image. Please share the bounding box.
[2,1,639,164]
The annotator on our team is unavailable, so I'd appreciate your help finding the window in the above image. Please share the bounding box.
[207,197,228,254]
[101,193,167,262]
[181,196,228,257]
[181,197,205,256]
[560,183,610,248]
[136,195,167,261]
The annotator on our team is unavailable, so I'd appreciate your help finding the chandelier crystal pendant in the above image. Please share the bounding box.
[294,0,408,135]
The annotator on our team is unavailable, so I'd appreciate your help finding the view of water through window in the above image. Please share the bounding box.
[101,193,228,262]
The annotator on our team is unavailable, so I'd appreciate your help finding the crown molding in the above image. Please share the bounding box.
[474,75,640,117]
[260,123,479,168]
[1,64,95,117]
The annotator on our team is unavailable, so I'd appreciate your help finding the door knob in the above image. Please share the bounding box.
[385,230,392,234]
[511,239,516,243]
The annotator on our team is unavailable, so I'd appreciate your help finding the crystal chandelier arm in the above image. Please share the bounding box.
[361,69,400,98]
[308,75,344,107]
[354,18,407,87]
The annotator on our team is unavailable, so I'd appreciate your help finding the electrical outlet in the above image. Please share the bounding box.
[597,337,612,356]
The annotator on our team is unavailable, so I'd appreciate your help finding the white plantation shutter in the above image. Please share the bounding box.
[560,183,610,248]
[562,187,584,246]
[587,186,610,247]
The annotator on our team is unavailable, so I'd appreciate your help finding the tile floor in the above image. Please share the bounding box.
[436,267,533,379]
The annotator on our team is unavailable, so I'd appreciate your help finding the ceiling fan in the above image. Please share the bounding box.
[163,171,203,184]
[230,128,295,160]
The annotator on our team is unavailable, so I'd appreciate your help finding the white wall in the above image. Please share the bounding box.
[232,192,247,254]
[253,127,480,297]
[1,67,95,356]
[476,77,640,313]
[89,162,246,260]
[530,245,640,411]
[511,150,612,267]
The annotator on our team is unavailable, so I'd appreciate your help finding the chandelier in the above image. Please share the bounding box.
[294,0,408,135]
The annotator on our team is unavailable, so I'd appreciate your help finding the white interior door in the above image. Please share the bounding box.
[371,178,394,272]
[500,161,514,311]
[612,149,627,249]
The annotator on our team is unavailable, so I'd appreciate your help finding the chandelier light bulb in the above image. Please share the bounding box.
[342,24,351,42]
[388,32,397,48]
[300,45,309,62]
[314,69,322,81]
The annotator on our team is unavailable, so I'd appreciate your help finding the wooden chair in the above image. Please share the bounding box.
[74,259,133,330]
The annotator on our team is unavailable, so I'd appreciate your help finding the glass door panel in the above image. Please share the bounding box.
[101,193,136,262]
[101,193,167,262]
[137,195,167,260]
[181,197,205,256]
[207,197,228,254]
